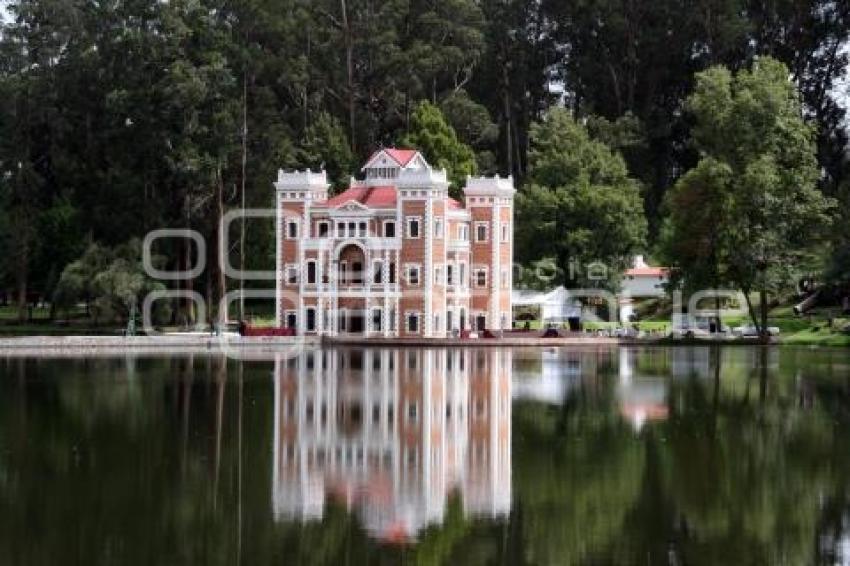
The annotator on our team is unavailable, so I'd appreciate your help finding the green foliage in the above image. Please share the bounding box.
[516,108,647,289]
[439,90,499,173]
[585,112,648,167]
[1,0,849,317]
[54,240,168,324]
[299,111,355,192]
[663,58,836,334]
[826,182,850,284]
[401,101,477,194]
[657,157,731,294]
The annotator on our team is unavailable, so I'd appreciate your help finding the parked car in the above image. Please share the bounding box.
[669,326,712,339]
[732,325,780,337]
[669,314,730,339]
[542,327,560,338]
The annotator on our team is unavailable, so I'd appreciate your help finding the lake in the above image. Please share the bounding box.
[1,346,849,565]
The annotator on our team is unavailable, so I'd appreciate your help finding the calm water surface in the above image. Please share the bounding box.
[1,346,850,565]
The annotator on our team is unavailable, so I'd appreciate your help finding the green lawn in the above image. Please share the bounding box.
[516,305,850,346]
[722,307,850,346]
[0,304,123,336]
[781,327,850,347]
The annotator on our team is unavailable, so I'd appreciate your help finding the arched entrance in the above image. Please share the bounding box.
[336,242,366,286]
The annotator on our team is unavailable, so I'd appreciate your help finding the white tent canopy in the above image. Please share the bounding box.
[512,287,582,323]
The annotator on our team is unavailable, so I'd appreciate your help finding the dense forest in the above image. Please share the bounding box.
[0,0,848,324]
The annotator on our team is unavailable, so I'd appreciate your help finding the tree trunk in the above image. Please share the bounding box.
[759,287,770,343]
[15,246,28,323]
[184,194,195,327]
[340,0,355,151]
[184,230,195,327]
[742,287,761,336]
[240,72,248,321]
[216,167,228,325]
[501,64,512,177]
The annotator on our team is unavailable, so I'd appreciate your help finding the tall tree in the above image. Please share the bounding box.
[400,101,476,195]
[298,111,355,191]
[515,108,647,290]
[666,58,835,338]
[0,0,83,320]
[747,0,850,195]
[440,89,499,173]
[473,0,555,180]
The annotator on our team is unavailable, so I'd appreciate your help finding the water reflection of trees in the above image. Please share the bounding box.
[510,346,850,565]
[0,347,849,564]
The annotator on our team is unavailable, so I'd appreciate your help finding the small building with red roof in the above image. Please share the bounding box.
[274,148,515,337]
[619,255,670,322]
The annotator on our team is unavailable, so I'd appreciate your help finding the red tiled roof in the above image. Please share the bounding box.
[366,148,418,167]
[322,185,397,208]
[448,197,463,210]
[625,267,669,277]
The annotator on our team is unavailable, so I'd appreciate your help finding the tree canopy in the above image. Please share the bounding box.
[400,101,477,195]
[0,0,848,318]
[516,108,647,289]
[662,58,835,336]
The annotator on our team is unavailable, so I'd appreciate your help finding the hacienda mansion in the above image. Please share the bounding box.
[275,148,514,337]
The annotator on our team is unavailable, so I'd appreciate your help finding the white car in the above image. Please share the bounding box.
[668,325,712,339]
[732,325,780,337]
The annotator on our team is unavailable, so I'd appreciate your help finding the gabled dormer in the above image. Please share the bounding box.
[361,148,429,181]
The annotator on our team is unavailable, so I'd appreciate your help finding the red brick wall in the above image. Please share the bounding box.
[399,200,427,336]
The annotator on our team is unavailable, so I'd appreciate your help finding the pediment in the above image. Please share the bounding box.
[333,200,369,212]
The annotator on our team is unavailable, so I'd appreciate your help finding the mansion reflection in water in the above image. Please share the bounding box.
[271,346,773,541]
[272,349,512,542]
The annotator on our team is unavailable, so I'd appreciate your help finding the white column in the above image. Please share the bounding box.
[396,249,401,336]
[424,194,434,336]
[300,199,311,334]
[382,249,390,337]
[331,254,338,337]
[316,249,324,335]
[274,192,283,327]
[298,231,305,335]
[507,200,514,329]
[490,202,500,330]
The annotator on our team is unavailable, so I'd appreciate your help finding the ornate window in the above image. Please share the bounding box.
[285,264,298,285]
[434,217,443,238]
[406,312,420,333]
[405,264,421,286]
[383,221,396,238]
[406,216,421,238]
[287,220,298,239]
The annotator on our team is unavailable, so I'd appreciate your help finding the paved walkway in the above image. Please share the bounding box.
[324,334,627,347]
[0,334,319,356]
[0,332,633,352]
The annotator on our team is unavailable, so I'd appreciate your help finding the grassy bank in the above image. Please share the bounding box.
[721,306,850,347]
